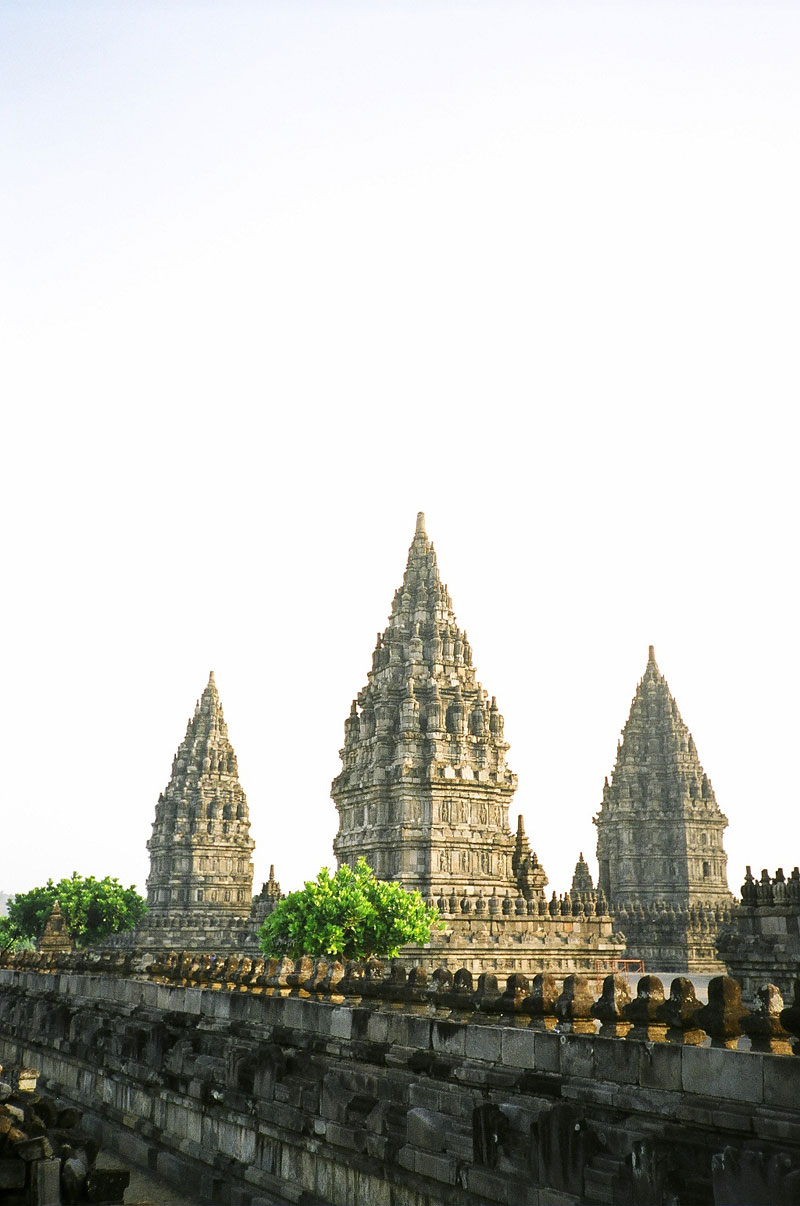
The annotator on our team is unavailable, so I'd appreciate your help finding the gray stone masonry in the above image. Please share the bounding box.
[0,952,799,1205]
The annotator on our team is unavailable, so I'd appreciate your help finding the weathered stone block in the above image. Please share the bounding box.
[752,1114,800,1145]
[329,1009,352,1040]
[397,1144,416,1172]
[533,1031,561,1073]
[325,1122,368,1153]
[466,1025,502,1063]
[558,1034,594,1079]
[405,1017,432,1050]
[638,1040,682,1092]
[467,1165,512,1203]
[682,1046,763,1103]
[86,1166,131,1204]
[414,1149,458,1184]
[366,1013,390,1044]
[407,1108,450,1152]
[12,1134,53,1161]
[593,1036,639,1084]
[408,1083,441,1111]
[0,1159,26,1189]
[710,1109,752,1133]
[432,1021,466,1057]
[763,1051,800,1111]
[501,1028,536,1070]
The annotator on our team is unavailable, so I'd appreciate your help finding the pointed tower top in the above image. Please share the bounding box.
[415,511,426,537]
[209,669,215,682]
[648,645,656,665]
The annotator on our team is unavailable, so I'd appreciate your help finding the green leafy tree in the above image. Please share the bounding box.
[0,915,33,955]
[5,874,146,948]
[259,858,442,961]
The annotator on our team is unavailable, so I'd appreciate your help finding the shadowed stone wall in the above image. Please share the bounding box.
[0,955,798,1205]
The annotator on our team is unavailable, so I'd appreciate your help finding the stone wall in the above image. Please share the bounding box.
[717,865,800,1001]
[0,954,798,1205]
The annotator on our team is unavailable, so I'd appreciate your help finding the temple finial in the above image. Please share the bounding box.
[208,669,215,683]
[648,646,655,663]
[415,511,426,537]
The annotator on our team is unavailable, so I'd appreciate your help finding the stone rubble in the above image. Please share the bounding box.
[0,1063,129,1205]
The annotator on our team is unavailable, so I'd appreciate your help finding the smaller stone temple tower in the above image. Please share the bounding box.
[140,672,255,949]
[595,647,734,971]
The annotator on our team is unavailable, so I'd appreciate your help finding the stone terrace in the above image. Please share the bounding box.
[0,952,798,1204]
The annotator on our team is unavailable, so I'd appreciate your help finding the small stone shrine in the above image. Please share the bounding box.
[332,513,624,972]
[37,900,74,954]
[595,647,734,971]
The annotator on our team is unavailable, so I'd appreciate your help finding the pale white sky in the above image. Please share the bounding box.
[1,2,798,902]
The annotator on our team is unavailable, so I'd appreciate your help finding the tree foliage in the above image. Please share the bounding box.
[0,915,32,955]
[4,874,146,949]
[258,859,442,961]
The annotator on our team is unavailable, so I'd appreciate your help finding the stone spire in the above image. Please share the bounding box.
[595,647,732,969]
[570,854,594,902]
[144,672,255,937]
[332,513,531,900]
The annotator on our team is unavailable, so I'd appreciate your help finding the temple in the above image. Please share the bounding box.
[332,513,624,972]
[139,672,257,949]
[594,647,734,971]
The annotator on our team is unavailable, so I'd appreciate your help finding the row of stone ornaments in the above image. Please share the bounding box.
[5,946,798,1057]
[430,886,611,918]
[741,865,800,906]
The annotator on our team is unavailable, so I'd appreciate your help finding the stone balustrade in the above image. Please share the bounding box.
[0,959,799,1205]
[1,948,797,1055]
[740,865,800,907]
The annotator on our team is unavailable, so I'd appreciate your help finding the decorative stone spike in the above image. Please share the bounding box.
[658,977,705,1045]
[523,973,560,1029]
[696,976,750,1050]
[591,974,632,1038]
[623,976,668,1042]
[556,974,597,1035]
[779,979,800,1046]
[744,984,794,1055]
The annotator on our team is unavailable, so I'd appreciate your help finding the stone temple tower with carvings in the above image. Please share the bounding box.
[595,647,734,972]
[140,672,256,949]
[332,513,624,973]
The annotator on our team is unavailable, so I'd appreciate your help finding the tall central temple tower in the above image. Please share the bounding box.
[332,513,530,900]
[332,514,624,972]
